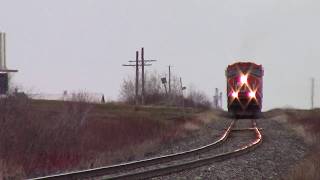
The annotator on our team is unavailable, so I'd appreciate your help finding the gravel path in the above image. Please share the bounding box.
[150,114,308,180]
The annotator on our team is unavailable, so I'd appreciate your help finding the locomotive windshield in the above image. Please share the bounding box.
[226,67,263,77]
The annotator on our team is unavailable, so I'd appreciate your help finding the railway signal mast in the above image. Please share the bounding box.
[0,32,18,95]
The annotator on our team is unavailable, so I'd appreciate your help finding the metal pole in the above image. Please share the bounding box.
[135,51,139,105]
[141,47,145,105]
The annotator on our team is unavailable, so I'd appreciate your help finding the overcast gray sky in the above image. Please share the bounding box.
[1,0,320,110]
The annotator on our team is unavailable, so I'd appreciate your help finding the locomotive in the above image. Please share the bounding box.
[226,62,264,118]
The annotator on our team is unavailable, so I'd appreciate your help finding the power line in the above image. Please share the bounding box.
[122,47,157,105]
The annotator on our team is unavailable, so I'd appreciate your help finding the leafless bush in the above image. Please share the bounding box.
[119,71,211,109]
[0,94,34,178]
[63,91,94,124]
[119,77,136,104]
[183,85,211,109]
[119,71,172,105]
[0,91,94,178]
[0,89,192,179]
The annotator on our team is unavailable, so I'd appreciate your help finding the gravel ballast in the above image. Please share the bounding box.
[151,113,308,179]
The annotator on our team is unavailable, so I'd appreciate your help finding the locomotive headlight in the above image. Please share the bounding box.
[240,75,248,84]
[248,91,255,98]
[232,91,238,98]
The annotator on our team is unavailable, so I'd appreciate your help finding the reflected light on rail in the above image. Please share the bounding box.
[240,75,248,84]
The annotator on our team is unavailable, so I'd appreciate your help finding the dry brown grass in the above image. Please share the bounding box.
[195,110,226,124]
[0,95,199,179]
[278,109,320,180]
[288,151,320,180]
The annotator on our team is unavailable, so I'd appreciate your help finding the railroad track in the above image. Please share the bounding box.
[31,119,262,180]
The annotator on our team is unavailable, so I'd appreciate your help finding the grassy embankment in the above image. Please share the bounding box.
[267,109,320,179]
[0,96,205,179]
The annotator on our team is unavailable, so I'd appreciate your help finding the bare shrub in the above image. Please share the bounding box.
[63,91,94,126]
[119,77,136,104]
[185,87,211,109]
[119,71,211,109]
[144,72,163,104]
[0,91,95,178]
[119,71,171,105]
[0,95,34,178]
[0,160,26,180]
[0,91,189,178]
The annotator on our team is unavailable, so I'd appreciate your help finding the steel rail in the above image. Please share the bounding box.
[30,120,235,180]
[109,119,262,180]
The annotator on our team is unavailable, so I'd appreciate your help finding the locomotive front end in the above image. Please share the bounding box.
[226,62,263,118]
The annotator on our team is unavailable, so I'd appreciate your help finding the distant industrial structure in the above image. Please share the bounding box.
[0,32,18,95]
[311,78,315,109]
[213,88,222,109]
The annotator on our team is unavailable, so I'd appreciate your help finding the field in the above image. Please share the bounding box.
[267,109,320,179]
[0,96,203,179]
[4,95,317,179]
[285,109,320,180]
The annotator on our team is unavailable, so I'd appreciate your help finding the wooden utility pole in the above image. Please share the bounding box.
[124,47,157,105]
[139,47,156,105]
[135,51,139,105]
[168,65,171,94]
[311,78,315,109]
[141,48,145,105]
[122,51,140,105]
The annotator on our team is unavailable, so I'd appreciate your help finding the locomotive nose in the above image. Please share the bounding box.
[238,90,256,99]
[238,90,248,98]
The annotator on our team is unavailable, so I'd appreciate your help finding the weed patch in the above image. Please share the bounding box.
[0,96,196,178]
[283,109,320,180]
